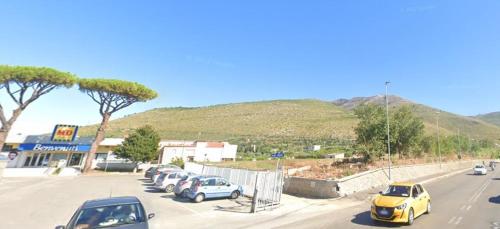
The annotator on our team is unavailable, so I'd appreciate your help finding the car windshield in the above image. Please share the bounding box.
[475,165,485,169]
[73,203,145,228]
[382,185,410,197]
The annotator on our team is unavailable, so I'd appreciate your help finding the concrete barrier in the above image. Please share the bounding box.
[284,160,482,198]
[336,160,481,196]
[284,177,339,198]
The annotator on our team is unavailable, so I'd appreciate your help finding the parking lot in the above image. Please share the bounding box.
[0,174,258,229]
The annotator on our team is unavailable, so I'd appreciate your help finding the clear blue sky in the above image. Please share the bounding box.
[1,0,500,134]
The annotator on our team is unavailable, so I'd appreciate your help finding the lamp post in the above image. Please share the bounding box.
[385,81,392,181]
[436,111,442,168]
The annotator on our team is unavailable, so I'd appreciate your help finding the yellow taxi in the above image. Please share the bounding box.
[371,182,431,225]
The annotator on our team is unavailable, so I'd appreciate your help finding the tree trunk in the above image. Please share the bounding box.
[83,113,111,173]
[0,128,8,152]
[0,108,23,151]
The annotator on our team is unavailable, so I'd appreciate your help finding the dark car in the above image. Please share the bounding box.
[55,196,155,229]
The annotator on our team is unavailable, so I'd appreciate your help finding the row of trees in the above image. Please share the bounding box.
[354,103,497,161]
[354,104,424,161]
[0,65,157,173]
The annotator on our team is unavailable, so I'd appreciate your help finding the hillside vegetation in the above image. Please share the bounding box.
[79,96,500,147]
[79,99,358,141]
[476,112,500,127]
[334,95,500,141]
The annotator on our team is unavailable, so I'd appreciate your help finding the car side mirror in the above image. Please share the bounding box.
[379,191,383,195]
[226,184,231,187]
[55,226,66,229]
[148,213,155,220]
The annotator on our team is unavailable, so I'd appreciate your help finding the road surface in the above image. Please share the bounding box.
[275,167,500,229]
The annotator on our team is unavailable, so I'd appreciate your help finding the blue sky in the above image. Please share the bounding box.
[1,0,500,134]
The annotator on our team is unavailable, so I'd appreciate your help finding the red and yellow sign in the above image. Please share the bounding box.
[51,125,79,142]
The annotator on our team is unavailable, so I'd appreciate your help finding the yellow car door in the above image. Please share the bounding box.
[411,185,424,215]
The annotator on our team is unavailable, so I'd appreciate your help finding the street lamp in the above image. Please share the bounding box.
[436,111,442,168]
[385,81,392,181]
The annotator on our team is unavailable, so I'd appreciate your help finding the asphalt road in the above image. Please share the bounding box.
[275,167,500,229]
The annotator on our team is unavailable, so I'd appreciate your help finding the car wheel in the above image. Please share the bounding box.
[407,208,414,225]
[166,184,175,193]
[426,201,431,214]
[193,193,205,203]
[230,191,240,199]
[181,189,189,198]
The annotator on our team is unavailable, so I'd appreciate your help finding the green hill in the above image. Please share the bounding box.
[79,99,358,141]
[476,112,500,127]
[333,95,500,141]
[79,97,500,144]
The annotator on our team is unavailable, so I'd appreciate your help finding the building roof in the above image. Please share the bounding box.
[99,138,125,146]
[206,142,225,148]
[5,133,28,144]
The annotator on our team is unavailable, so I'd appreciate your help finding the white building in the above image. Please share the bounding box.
[159,140,237,164]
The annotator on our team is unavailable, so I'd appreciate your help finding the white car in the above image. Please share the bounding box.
[155,171,196,193]
[152,167,182,183]
[473,165,487,175]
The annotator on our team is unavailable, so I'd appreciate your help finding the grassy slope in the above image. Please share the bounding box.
[476,112,500,127]
[78,99,358,140]
[79,97,500,142]
[334,95,500,141]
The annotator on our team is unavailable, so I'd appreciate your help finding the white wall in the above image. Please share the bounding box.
[160,142,237,164]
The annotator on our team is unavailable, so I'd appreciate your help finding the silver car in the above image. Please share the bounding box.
[173,174,200,197]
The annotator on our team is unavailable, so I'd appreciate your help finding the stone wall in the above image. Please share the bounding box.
[283,177,339,198]
[284,160,481,198]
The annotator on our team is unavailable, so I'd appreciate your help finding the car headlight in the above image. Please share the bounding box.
[396,203,407,210]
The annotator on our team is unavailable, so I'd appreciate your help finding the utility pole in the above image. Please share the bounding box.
[436,111,442,168]
[457,129,462,159]
[385,81,392,181]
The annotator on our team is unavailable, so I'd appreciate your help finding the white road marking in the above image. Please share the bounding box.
[466,205,471,211]
[448,216,457,224]
[469,180,491,203]
[460,205,466,211]
[455,217,463,225]
[472,180,491,203]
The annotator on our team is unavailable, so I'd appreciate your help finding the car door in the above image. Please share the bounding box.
[215,178,231,197]
[411,185,422,214]
[202,178,217,199]
[417,184,429,209]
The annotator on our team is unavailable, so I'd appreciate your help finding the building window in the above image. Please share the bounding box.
[69,153,83,166]
[24,156,32,167]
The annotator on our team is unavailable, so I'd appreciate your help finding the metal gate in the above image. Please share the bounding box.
[251,167,285,212]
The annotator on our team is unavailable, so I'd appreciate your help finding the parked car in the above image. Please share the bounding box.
[145,164,182,180]
[186,176,243,203]
[474,165,488,175]
[152,166,183,183]
[371,182,431,225]
[55,196,155,229]
[154,171,196,192]
[174,174,205,197]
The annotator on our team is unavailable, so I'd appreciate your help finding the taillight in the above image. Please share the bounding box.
[194,181,201,192]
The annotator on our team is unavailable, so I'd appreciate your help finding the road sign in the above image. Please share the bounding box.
[271,152,284,158]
